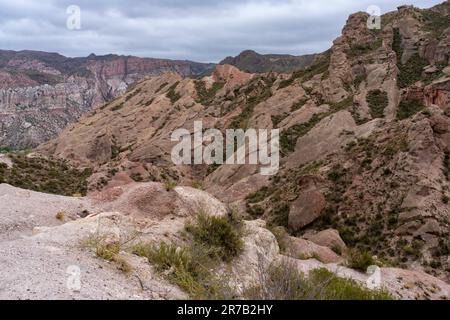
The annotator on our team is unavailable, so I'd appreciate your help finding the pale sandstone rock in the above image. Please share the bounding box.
[285,236,343,264]
[304,229,347,254]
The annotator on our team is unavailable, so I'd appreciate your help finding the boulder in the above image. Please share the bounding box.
[285,236,343,264]
[288,189,326,232]
[304,229,347,254]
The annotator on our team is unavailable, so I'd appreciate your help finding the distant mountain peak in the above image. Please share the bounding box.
[220,49,316,73]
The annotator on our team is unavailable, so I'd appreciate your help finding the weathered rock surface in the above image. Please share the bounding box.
[288,189,326,232]
[285,236,343,264]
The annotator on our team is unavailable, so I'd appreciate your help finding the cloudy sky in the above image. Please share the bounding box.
[0,0,443,62]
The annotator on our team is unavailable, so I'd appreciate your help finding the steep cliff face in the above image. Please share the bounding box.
[0,50,214,148]
[34,1,450,281]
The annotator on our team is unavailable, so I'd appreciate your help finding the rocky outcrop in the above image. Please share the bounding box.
[304,229,348,254]
[288,189,326,232]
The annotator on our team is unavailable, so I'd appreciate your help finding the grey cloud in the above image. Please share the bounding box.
[0,0,444,62]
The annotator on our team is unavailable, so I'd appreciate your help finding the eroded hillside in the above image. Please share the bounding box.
[29,2,450,282]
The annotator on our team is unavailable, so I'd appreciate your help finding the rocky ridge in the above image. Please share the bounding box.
[35,2,450,281]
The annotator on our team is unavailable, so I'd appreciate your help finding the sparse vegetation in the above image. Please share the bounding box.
[185,213,243,262]
[280,114,322,154]
[96,241,121,261]
[206,163,221,176]
[290,98,308,112]
[0,154,91,196]
[164,180,177,191]
[246,186,272,204]
[444,151,450,180]
[141,212,243,299]
[130,172,144,182]
[111,102,124,111]
[348,249,379,272]
[166,81,181,103]
[280,95,354,154]
[367,90,388,118]
[191,180,204,190]
[147,242,232,299]
[245,260,392,300]
[346,39,383,58]
[397,99,425,120]
[0,147,12,154]
[393,28,428,88]
[271,113,289,127]
[278,52,331,89]
[195,80,225,106]
[229,78,273,129]
[55,211,65,221]
[421,8,450,39]
[155,82,168,93]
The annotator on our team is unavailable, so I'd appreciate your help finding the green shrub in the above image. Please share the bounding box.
[280,114,322,154]
[393,28,428,88]
[164,180,177,191]
[444,107,450,117]
[346,39,382,58]
[0,154,91,196]
[348,249,378,272]
[185,213,243,262]
[229,79,272,129]
[147,242,232,299]
[291,98,308,112]
[206,163,221,176]
[130,173,144,182]
[270,202,290,228]
[244,262,392,300]
[367,90,388,118]
[246,186,271,204]
[278,52,331,90]
[166,81,181,103]
[397,99,425,120]
[271,113,289,127]
[155,82,168,93]
[0,147,12,154]
[191,180,204,190]
[195,81,224,106]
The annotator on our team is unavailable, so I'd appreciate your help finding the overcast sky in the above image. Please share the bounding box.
[0,0,443,62]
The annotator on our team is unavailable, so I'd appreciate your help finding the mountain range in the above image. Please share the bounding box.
[0,50,214,148]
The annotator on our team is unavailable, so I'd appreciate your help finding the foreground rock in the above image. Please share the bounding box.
[0,183,449,300]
